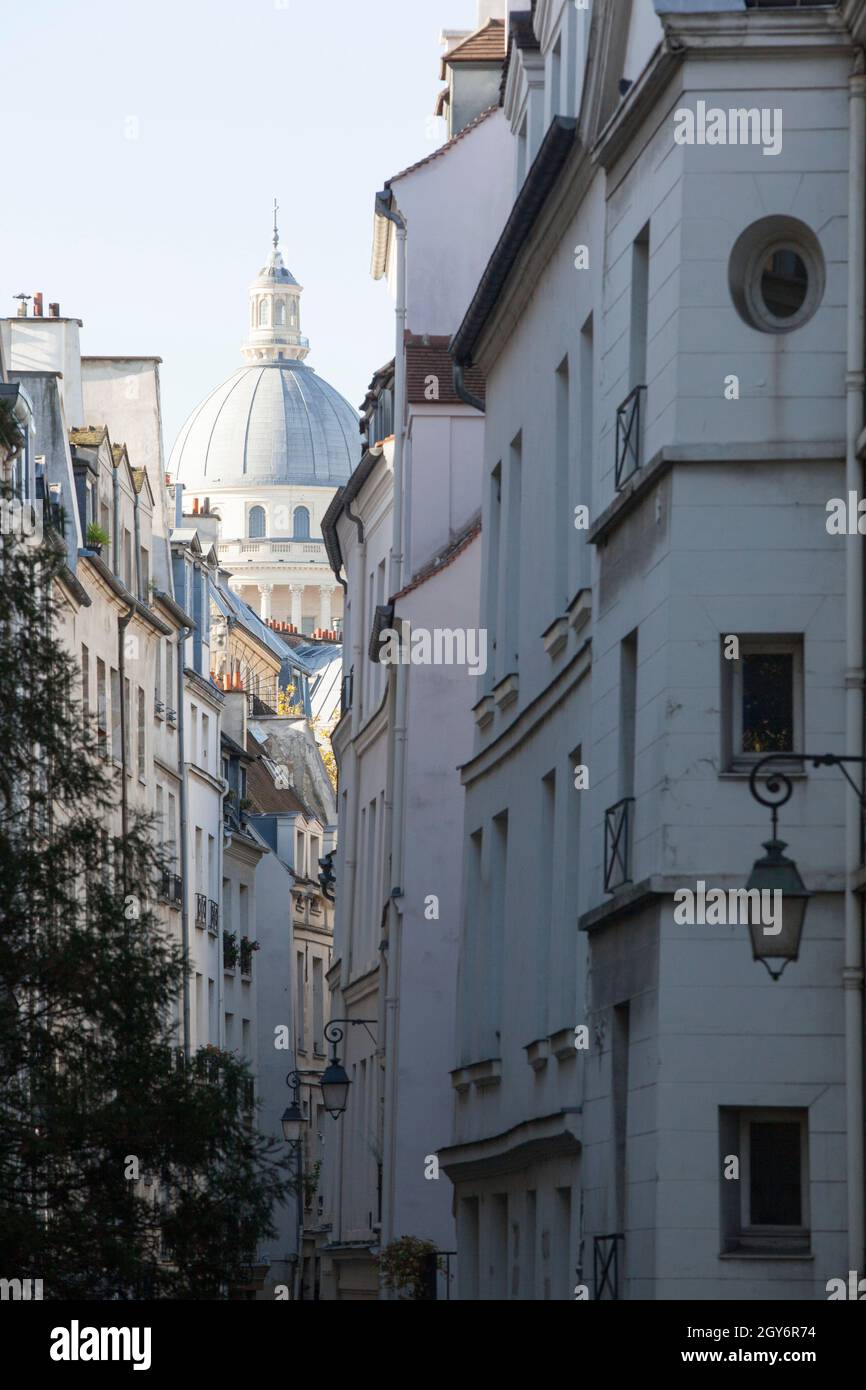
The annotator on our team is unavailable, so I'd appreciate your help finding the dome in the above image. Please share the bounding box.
[169,359,359,490]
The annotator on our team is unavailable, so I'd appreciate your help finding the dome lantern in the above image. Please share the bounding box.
[242,199,310,365]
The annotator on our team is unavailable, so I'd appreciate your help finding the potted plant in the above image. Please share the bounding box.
[378,1236,441,1301]
[223,931,239,971]
[86,522,110,556]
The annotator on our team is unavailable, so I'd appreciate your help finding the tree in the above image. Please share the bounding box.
[0,437,294,1298]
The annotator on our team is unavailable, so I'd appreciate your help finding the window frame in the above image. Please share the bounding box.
[739,1108,810,1247]
[723,634,804,773]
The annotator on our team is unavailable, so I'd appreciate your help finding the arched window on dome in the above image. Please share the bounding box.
[248,506,267,539]
[251,299,257,327]
[275,300,286,327]
[289,300,298,326]
[258,298,270,327]
[293,506,310,540]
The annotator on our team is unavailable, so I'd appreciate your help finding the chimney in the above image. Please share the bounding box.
[222,688,247,749]
[33,292,44,317]
[49,302,60,318]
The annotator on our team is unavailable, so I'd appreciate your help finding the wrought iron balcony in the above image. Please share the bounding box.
[208,900,219,935]
[239,937,257,978]
[195,893,207,928]
[604,797,635,894]
[594,1233,624,1300]
[615,384,646,491]
[160,871,183,907]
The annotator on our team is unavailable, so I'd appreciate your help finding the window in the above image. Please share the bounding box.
[248,506,266,539]
[81,645,90,728]
[313,956,324,1054]
[296,951,306,1052]
[729,216,825,334]
[554,357,570,614]
[165,639,174,711]
[110,668,121,762]
[123,528,133,591]
[296,830,306,877]
[140,547,150,598]
[137,686,146,778]
[202,712,209,766]
[505,436,522,673]
[293,506,310,539]
[124,677,131,768]
[720,1108,810,1255]
[724,636,803,771]
[258,298,270,327]
[168,792,177,865]
[275,299,286,327]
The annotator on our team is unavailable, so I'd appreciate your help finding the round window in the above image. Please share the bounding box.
[759,248,808,319]
[729,217,824,334]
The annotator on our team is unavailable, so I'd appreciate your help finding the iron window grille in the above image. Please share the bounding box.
[604,797,635,894]
[615,385,646,491]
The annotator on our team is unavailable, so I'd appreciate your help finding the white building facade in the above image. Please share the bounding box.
[443,0,866,1300]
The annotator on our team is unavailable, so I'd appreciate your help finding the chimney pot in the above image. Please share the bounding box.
[49,302,60,317]
[33,292,44,317]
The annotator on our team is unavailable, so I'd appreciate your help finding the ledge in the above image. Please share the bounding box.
[450,1057,502,1094]
[524,1038,550,1072]
[567,587,591,635]
[473,694,495,730]
[589,442,845,549]
[492,672,519,711]
[542,616,569,659]
[549,1026,577,1062]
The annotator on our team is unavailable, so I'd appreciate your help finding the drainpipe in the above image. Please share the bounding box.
[217,766,226,1052]
[374,193,408,593]
[844,51,866,1276]
[133,489,143,600]
[453,361,485,415]
[112,466,121,578]
[118,603,136,886]
[373,192,409,1264]
[177,625,191,1058]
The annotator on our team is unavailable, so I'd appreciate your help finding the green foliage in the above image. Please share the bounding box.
[85,522,110,549]
[0,481,294,1298]
[378,1235,440,1301]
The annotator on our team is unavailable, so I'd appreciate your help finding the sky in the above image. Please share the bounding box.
[0,0,480,452]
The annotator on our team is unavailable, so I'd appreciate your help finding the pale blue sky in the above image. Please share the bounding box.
[0,0,479,452]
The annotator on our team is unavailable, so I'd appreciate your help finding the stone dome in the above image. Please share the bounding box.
[169,359,359,489]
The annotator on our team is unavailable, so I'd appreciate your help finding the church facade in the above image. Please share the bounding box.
[169,218,359,637]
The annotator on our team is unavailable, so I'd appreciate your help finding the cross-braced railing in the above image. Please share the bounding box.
[594,1233,624,1300]
[604,797,635,894]
[615,385,646,491]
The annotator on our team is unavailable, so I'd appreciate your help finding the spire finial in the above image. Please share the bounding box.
[273,197,279,251]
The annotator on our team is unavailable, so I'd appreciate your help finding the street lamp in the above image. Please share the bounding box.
[747,752,865,978]
[321,1019,377,1119]
[281,1071,305,1144]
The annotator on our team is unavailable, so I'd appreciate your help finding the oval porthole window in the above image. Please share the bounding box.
[729,217,824,334]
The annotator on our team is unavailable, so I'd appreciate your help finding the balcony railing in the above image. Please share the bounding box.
[160,871,183,907]
[615,384,646,491]
[195,893,207,928]
[604,797,635,894]
[208,900,219,935]
[223,931,238,971]
[246,691,278,718]
[594,1233,624,1300]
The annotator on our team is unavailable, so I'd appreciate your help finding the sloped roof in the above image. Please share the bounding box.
[440,18,506,76]
[69,426,108,448]
[245,732,310,816]
[390,105,499,184]
[406,335,485,407]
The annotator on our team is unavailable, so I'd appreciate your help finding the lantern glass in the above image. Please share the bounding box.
[745,837,810,977]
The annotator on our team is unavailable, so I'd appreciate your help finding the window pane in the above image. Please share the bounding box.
[742,652,793,753]
[750,1121,801,1225]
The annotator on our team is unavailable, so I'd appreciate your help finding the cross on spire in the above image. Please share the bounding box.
[273,198,279,250]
